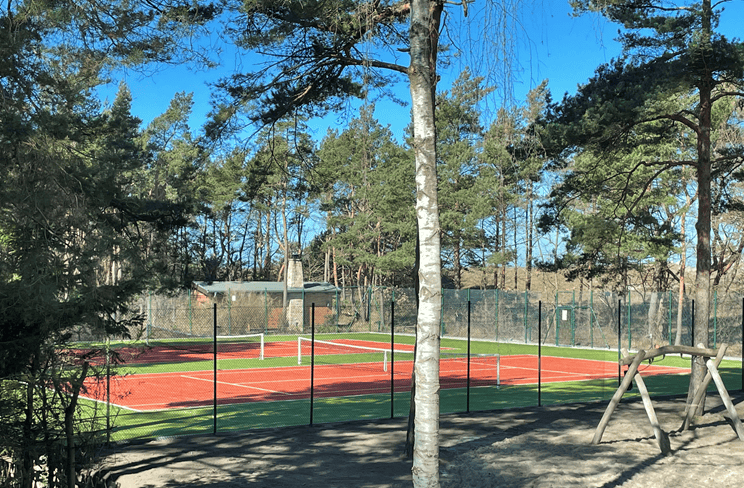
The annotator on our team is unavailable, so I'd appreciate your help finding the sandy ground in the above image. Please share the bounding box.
[102,392,744,487]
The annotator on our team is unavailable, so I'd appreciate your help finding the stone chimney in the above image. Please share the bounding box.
[287,253,304,289]
[286,253,304,330]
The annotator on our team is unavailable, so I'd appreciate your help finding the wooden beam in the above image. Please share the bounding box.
[619,345,718,366]
[633,369,671,454]
[593,349,646,445]
[705,355,744,441]
[681,344,727,431]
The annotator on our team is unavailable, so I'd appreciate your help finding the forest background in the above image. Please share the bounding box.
[85,1,744,300]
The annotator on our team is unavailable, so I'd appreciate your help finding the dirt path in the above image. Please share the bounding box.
[102,392,744,487]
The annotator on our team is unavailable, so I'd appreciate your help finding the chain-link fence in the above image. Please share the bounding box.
[76,287,743,442]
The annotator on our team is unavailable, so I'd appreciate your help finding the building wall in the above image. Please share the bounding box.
[263,293,335,331]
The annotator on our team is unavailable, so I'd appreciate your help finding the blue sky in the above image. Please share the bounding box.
[104,0,743,142]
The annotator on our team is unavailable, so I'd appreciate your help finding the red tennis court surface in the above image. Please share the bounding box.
[81,352,689,412]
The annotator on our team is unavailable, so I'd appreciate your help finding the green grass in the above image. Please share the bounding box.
[79,332,743,442]
[105,369,743,442]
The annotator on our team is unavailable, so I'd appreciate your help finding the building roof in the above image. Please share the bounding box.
[193,281,339,297]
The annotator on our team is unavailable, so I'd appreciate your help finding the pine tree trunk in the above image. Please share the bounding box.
[689,0,714,417]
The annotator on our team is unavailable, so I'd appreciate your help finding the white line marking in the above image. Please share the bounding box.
[79,395,143,412]
[181,375,292,395]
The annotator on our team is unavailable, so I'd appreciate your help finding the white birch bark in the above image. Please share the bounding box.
[409,0,442,485]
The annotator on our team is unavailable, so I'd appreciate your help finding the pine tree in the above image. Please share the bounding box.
[541,0,744,414]
[436,69,495,288]
[316,105,414,289]
[0,2,218,485]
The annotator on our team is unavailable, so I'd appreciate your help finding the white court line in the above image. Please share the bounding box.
[500,364,616,378]
[181,375,292,395]
[80,395,143,413]
[500,363,686,377]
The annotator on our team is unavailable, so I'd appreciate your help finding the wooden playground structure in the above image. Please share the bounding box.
[593,343,744,454]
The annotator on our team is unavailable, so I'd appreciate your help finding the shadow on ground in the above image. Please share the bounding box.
[103,392,744,488]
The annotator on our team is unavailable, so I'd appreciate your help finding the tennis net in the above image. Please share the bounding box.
[296,337,499,384]
[297,337,406,371]
[391,350,501,387]
[217,333,264,360]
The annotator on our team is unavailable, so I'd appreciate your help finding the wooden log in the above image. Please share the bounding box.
[593,349,646,445]
[681,344,727,431]
[705,356,744,441]
[619,345,718,366]
[633,369,671,454]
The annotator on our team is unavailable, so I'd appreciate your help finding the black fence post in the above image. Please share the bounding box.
[391,297,395,419]
[310,303,315,426]
[467,299,471,413]
[691,299,695,347]
[106,340,111,445]
[617,299,622,387]
[538,300,542,407]
[213,303,217,435]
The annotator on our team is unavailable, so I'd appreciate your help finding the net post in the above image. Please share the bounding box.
[496,354,500,388]
[260,333,264,360]
[297,337,302,365]
[384,351,388,372]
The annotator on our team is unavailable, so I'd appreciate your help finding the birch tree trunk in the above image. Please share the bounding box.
[409,0,443,485]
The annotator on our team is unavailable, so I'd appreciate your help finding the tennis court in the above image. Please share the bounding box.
[82,337,689,412]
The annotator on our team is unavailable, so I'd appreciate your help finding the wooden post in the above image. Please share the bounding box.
[705,356,744,441]
[593,349,646,445]
[633,368,671,454]
[682,344,727,431]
